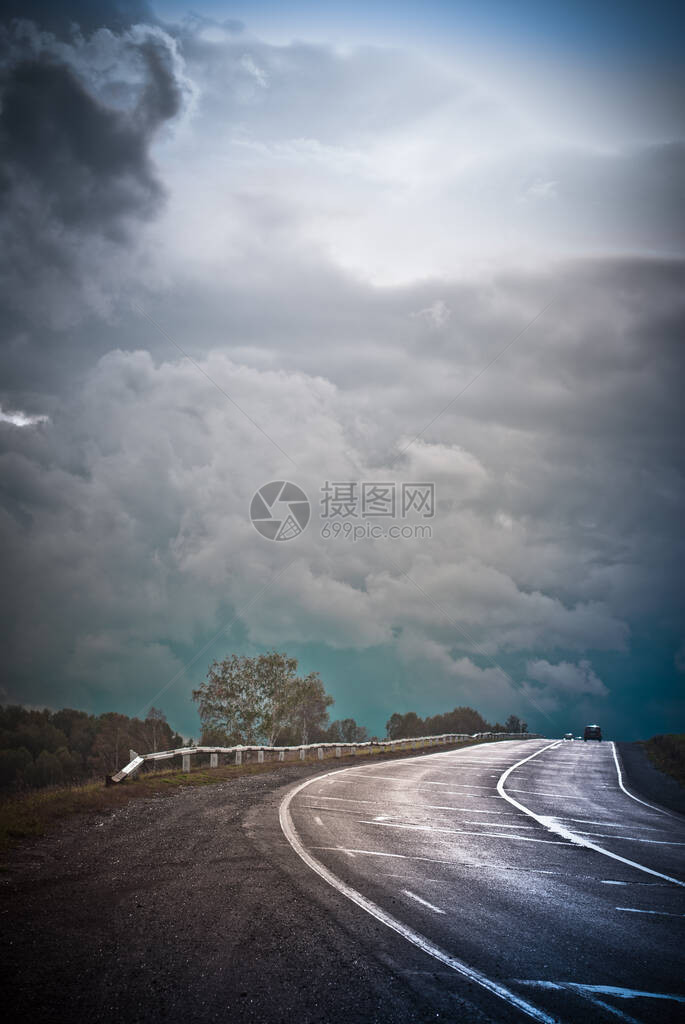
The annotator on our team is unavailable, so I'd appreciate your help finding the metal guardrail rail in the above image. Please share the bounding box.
[108,732,541,783]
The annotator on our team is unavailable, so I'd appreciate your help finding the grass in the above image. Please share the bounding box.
[643,733,685,787]
[0,736,508,857]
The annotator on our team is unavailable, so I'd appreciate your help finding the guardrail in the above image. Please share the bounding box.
[107,731,541,784]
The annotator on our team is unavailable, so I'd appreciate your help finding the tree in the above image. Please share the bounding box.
[504,714,527,734]
[144,707,167,753]
[25,750,63,788]
[0,746,32,787]
[326,718,368,743]
[90,712,136,773]
[286,672,333,745]
[424,706,490,736]
[385,711,425,739]
[192,652,311,746]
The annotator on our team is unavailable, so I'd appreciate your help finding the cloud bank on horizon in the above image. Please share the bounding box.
[0,0,683,740]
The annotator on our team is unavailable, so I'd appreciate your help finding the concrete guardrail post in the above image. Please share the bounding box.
[350,745,356,756]
[235,749,242,765]
[210,752,218,768]
[279,749,285,761]
[182,752,191,772]
[299,747,305,760]
[258,749,264,763]
[318,746,324,760]
[335,746,342,757]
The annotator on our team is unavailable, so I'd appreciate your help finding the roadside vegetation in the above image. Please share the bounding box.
[643,733,685,786]
[0,705,184,792]
[1,649,531,818]
[386,709,527,739]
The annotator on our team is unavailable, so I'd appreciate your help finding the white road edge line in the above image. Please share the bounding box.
[610,742,680,819]
[279,751,558,1024]
[496,744,685,888]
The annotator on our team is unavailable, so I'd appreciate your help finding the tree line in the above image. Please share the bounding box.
[0,705,183,790]
[386,708,528,739]
[192,652,527,746]
[1,649,529,792]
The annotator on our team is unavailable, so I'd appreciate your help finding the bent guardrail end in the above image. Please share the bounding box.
[107,754,144,785]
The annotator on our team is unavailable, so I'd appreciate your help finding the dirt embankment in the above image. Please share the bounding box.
[2,750,489,1024]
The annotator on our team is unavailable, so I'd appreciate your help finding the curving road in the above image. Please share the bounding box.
[281,738,685,1023]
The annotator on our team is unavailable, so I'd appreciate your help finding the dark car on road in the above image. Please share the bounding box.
[584,724,602,741]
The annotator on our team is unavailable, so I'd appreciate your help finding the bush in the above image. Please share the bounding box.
[24,750,64,788]
[0,746,33,787]
[644,734,685,786]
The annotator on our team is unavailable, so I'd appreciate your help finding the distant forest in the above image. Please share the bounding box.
[0,705,183,791]
[0,699,528,793]
[386,708,528,740]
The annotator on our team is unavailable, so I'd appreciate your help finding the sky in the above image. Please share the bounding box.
[0,0,683,742]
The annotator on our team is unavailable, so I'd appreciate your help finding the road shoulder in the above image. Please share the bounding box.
[616,741,685,816]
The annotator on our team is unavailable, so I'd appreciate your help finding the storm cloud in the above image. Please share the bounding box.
[0,2,683,739]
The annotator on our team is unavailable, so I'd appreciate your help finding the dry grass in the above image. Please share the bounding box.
[0,762,272,855]
[643,733,685,786]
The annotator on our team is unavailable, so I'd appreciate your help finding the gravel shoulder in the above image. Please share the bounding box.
[2,752,493,1024]
[616,741,685,816]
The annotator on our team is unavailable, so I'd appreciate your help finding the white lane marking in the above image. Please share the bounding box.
[571,984,685,1002]
[359,812,535,830]
[515,982,642,1023]
[312,846,453,865]
[600,880,628,885]
[358,819,568,845]
[611,742,680,819]
[463,821,538,829]
[572,831,685,846]
[497,744,685,888]
[305,795,379,805]
[403,889,446,914]
[424,805,515,815]
[555,816,664,831]
[385,762,506,771]
[280,761,557,1023]
[615,906,685,918]
[519,979,685,1003]
[308,795,520,816]
[507,788,593,799]
[342,774,493,788]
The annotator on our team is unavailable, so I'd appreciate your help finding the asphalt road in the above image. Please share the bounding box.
[283,738,685,1023]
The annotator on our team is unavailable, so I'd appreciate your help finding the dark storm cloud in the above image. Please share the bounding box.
[1,1,156,39]
[0,3,186,401]
[0,55,166,231]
